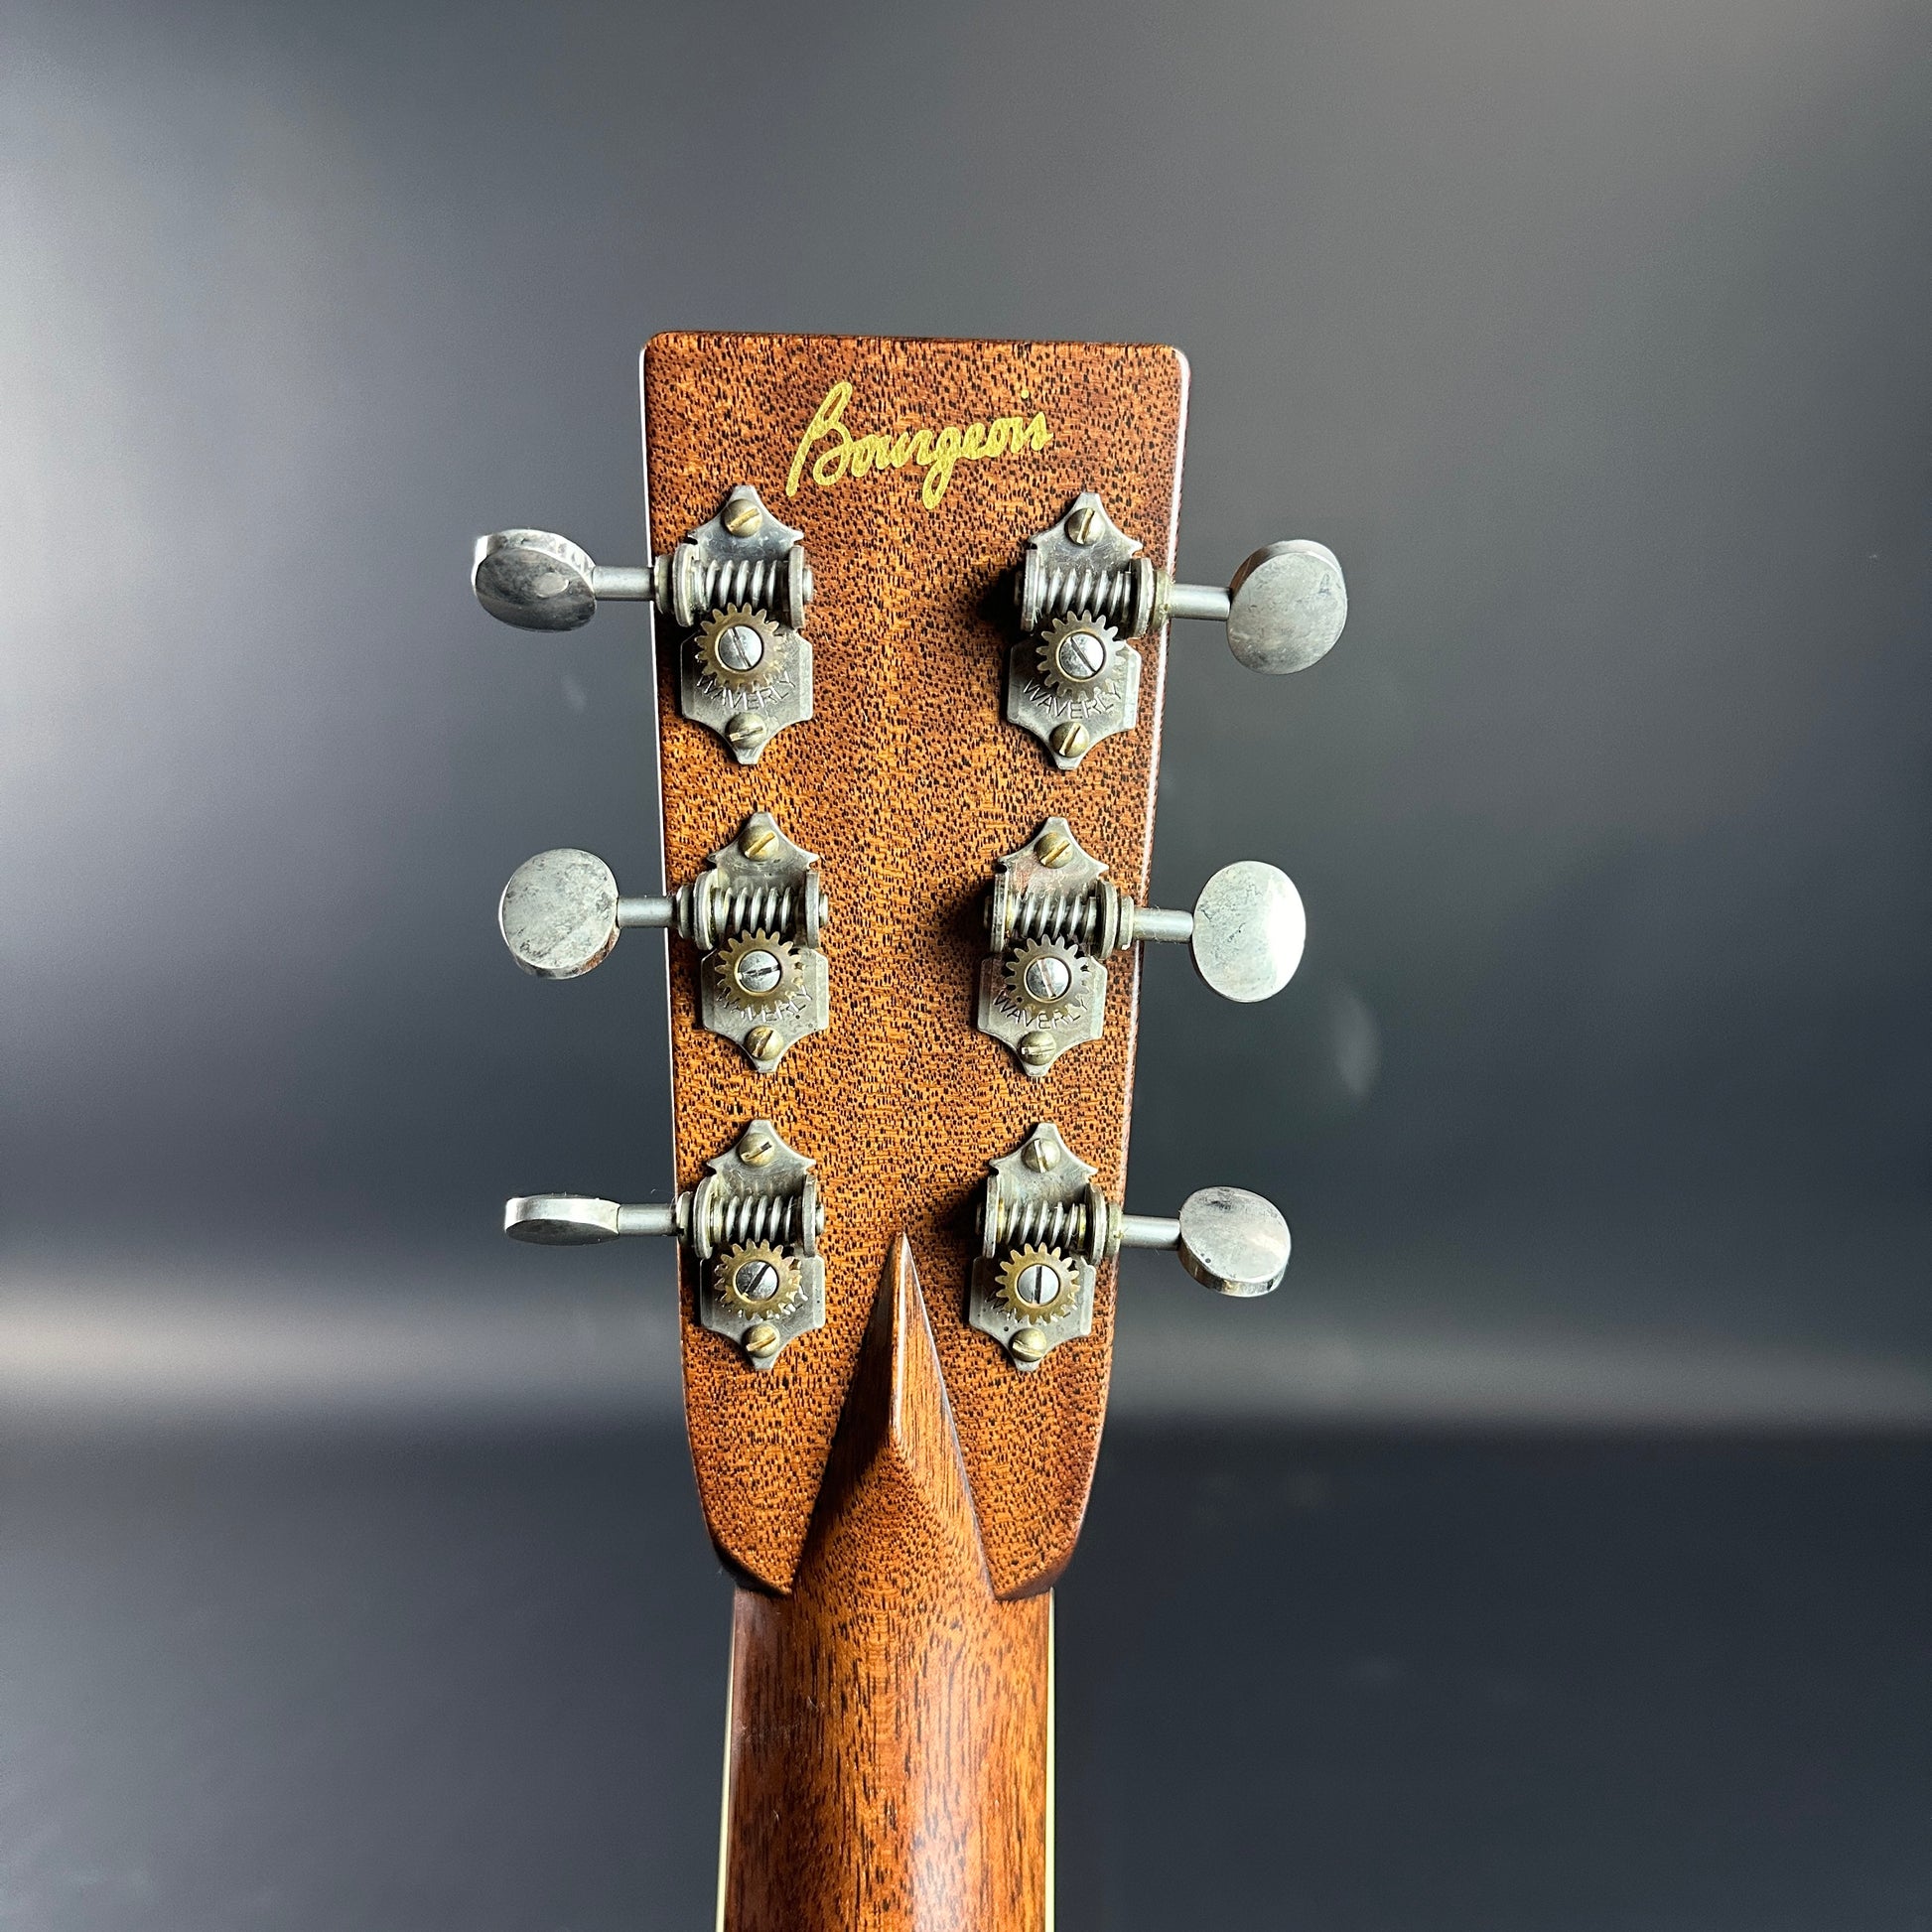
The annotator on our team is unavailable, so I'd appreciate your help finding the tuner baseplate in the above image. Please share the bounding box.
[976,820,1113,1078]
[1006,493,1146,769]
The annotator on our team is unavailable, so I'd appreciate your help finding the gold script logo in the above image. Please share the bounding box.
[786,380,1052,510]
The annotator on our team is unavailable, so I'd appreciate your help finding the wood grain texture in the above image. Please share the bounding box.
[722,1237,1051,1932]
[643,333,1186,1594]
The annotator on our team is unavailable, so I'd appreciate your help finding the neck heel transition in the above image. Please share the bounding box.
[719,1236,1052,1932]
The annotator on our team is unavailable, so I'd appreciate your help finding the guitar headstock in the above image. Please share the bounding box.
[481,335,1344,1596]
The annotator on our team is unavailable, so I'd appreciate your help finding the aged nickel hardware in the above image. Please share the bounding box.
[497,811,829,1073]
[1006,493,1146,769]
[503,1120,825,1370]
[972,1122,1292,1369]
[473,483,815,763]
[977,817,1307,1076]
[1010,491,1347,766]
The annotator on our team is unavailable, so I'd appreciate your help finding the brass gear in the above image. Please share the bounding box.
[714,1241,802,1318]
[695,605,788,692]
[994,1244,1082,1324]
[711,930,804,1014]
[1036,614,1119,698]
[1004,939,1087,1021]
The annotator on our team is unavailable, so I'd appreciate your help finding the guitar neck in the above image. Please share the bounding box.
[479,330,1345,1931]
[723,1240,1052,1932]
[653,336,1182,1927]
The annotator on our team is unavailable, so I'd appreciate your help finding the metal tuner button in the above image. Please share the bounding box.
[1164,538,1347,675]
[1130,860,1309,1004]
[472,529,653,631]
[497,848,673,980]
[1117,1186,1293,1298]
[503,1196,680,1245]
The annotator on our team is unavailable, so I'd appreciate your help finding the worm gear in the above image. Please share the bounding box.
[1035,614,1120,698]
[694,605,788,693]
[994,1244,1083,1324]
[711,929,804,1014]
[714,1241,803,1319]
[1004,939,1089,1022]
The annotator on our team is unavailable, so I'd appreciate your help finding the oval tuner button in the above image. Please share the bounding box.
[473,528,599,630]
[499,848,621,978]
[504,1193,624,1244]
[503,1195,679,1244]
[1176,1186,1292,1297]
[1225,539,1347,675]
[1189,860,1307,1003]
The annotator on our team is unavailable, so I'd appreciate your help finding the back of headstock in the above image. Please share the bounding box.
[476,333,1347,1929]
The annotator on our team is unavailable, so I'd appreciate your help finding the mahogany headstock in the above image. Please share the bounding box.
[483,334,1344,1598]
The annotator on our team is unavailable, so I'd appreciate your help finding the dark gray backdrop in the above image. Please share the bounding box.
[5,0,1927,1426]
[4,3,1931,1929]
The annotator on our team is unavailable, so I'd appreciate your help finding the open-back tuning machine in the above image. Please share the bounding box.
[1007,491,1348,767]
[497,811,829,1073]
[971,1122,1291,1369]
[473,483,814,762]
[977,818,1307,1076]
[503,1120,824,1370]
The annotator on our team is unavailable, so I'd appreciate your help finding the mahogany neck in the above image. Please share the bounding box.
[718,1238,1053,1931]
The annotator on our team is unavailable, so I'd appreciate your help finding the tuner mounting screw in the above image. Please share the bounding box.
[746,1024,781,1062]
[1036,829,1073,868]
[743,1322,781,1361]
[1065,503,1101,546]
[1049,721,1089,760]
[740,822,777,860]
[1018,1030,1056,1069]
[740,1133,774,1168]
[727,714,767,752]
[722,491,763,538]
[1023,1135,1061,1173]
[1009,1326,1050,1365]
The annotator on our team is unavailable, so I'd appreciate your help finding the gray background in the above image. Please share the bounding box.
[2,0,1929,1926]
[5,0,1929,1428]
